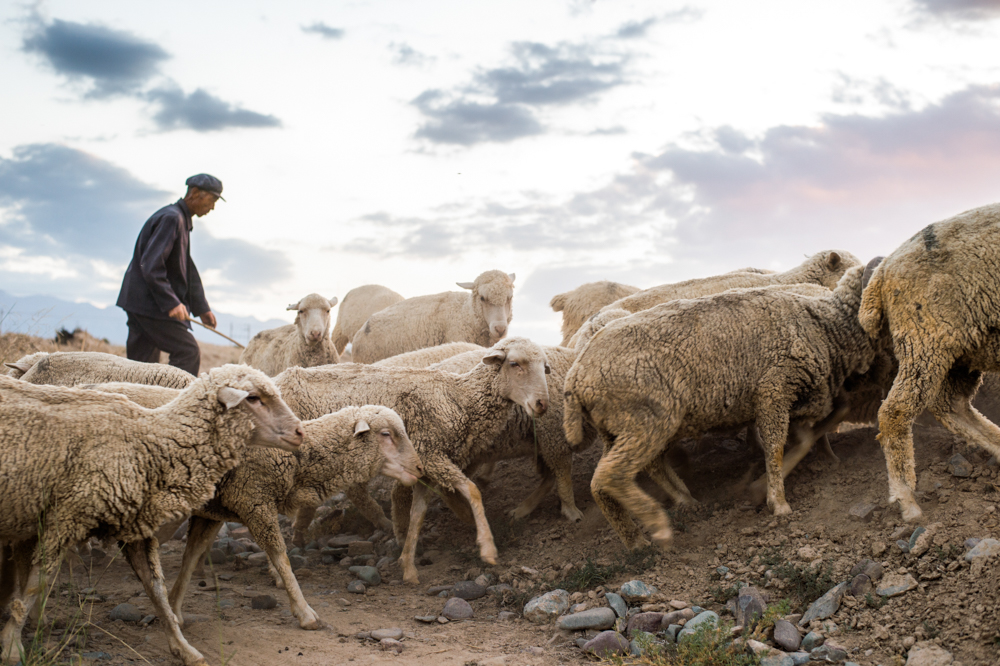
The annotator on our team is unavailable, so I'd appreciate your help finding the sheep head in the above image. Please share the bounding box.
[811,250,862,289]
[288,293,338,345]
[458,270,515,343]
[208,364,304,452]
[354,406,423,486]
[481,336,549,418]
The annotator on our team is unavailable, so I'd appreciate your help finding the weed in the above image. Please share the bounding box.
[708,581,745,604]
[748,599,792,640]
[621,545,661,573]
[489,515,528,550]
[757,546,784,568]
[921,620,941,639]
[933,544,963,562]
[772,561,834,609]
[864,593,888,609]
[604,617,761,665]
[556,558,624,592]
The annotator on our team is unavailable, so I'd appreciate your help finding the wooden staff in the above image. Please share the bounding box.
[187,315,245,349]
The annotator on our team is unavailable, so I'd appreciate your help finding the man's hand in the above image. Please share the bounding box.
[200,311,217,329]
[168,304,189,322]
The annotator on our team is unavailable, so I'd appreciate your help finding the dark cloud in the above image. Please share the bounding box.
[390,42,431,66]
[0,144,291,300]
[615,9,702,38]
[22,18,169,97]
[411,41,627,145]
[302,22,344,39]
[146,87,281,132]
[912,0,1000,20]
[616,18,658,39]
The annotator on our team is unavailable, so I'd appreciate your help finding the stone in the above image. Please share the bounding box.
[380,638,404,654]
[908,526,927,553]
[625,612,663,636]
[773,619,801,651]
[677,611,719,643]
[848,502,877,523]
[761,657,794,666]
[876,573,918,598]
[295,568,313,579]
[349,566,382,586]
[798,582,847,626]
[797,545,820,560]
[371,628,403,640]
[905,641,953,666]
[498,611,516,621]
[582,630,630,657]
[811,643,848,662]
[661,608,695,626]
[897,540,911,554]
[735,586,768,630]
[204,548,227,565]
[790,653,811,666]
[668,599,689,609]
[376,557,393,569]
[79,652,113,661]
[947,453,972,477]
[848,574,872,598]
[109,603,142,623]
[523,589,570,624]
[474,574,492,588]
[964,538,1000,562]
[327,534,361,547]
[664,624,681,642]
[347,581,366,594]
[605,592,627,618]
[247,552,268,565]
[348,541,374,556]
[618,580,657,603]
[426,584,453,596]
[716,566,730,576]
[849,559,883,582]
[451,580,487,600]
[442,597,473,620]
[140,615,155,626]
[557,607,616,631]
[288,554,306,570]
[800,632,824,651]
[251,595,277,610]
[414,615,437,623]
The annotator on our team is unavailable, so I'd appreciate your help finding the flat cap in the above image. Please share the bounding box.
[185,173,225,201]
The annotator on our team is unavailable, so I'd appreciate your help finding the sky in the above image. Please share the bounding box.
[2,0,1000,346]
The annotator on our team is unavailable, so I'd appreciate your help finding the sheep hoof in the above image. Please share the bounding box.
[479,545,498,565]
[651,528,673,550]
[508,506,530,521]
[901,502,923,523]
[300,618,325,631]
[772,503,793,516]
[561,506,584,522]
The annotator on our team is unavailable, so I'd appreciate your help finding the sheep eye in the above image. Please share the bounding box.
[381,430,391,437]
[509,361,519,368]
[480,296,486,302]
[246,395,261,403]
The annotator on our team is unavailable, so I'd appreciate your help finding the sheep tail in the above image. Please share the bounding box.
[858,263,886,339]
[563,386,586,447]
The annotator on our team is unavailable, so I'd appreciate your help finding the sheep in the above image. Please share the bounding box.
[166,405,423,631]
[3,352,49,379]
[603,250,860,316]
[350,270,515,364]
[858,203,1000,522]
[568,308,632,351]
[550,281,639,347]
[79,381,186,408]
[0,365,304,666]
[563,265,876,550]
[18,351,194,388]
[374,341,485,369]
[240,293,340,376]
[331,285,405,354]
[274,336,550,583]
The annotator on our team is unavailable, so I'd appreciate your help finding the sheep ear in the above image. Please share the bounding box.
[827,252,841,269]
[328,296,339,307]
[218,387,249,410]
[456,282,475,290]
[482,350,506,366]
[287,303,300,311]
[4,362,30,373]
[550,294,566,312]
[508,273,515,282]
[544,362,551,375]
[354,419,370,436]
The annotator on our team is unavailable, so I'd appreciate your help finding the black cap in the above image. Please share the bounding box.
[185,173,225,201]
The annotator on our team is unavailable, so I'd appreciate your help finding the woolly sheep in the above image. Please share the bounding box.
[564,265,875,549]
[350,270,515,364]
[331,284,405,354]
[274,336,550,583]
[603,250,860,316]
[240,293,340,376]
[0,365,304,666]
[167,405,423,631]
[374,341,485,369]
[859,203,1000,522]
[80,382,184,408]
[3,352,49,379]
[18,351,194,388]
[550,281,639,347]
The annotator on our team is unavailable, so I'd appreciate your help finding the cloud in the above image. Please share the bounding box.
[615,9,702,39]
[22,18,169,97]
[0,144,291,300]
[411,41,628,145]
[912,0,1000,20]
[390,42,432,66]
[302,22,344,39]
[616,18,659,39]
[146,87,282,132]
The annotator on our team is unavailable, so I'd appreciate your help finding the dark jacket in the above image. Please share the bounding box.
[117,199,210,322]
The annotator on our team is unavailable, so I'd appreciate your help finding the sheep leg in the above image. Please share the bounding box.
[398,483,430,585]
[451,477,497,567]
[390,483,413,544]
[345,483,393,533]
[124,538,207,666]
[591,430,671,550]
[509,474,556,521]
[592,431,648,549]
[877,352,952,522]
[645,457,696,506]
[291,506,317,549]
[439,488,476,525]
[168,517,223,627]
[757,403,794,516]
[473,461,497,486]
[0,541,39,666]
[930,367,1000,458]
[243,508,324,630]
[819,434,840,464]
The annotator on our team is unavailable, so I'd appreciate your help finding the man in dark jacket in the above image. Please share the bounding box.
[116,174,222,375]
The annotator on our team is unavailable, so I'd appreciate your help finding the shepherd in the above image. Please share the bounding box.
[116,173,222,375]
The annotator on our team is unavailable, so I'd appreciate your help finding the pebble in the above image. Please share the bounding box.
[380,638,404,654]
[348,541,374,556]
[848,573,872,598]
[875,573,918,597]
[78,652,112,661]
[773,619,801,652]
[218,599,235,609]
[376,557,393,569]
[618,580,656,604]
[948,453,972,477]
[665,624,681,642]
[849,558,884,581]
[109,603,142,623]
[668,599,689,609]
[347,581,366,594]
[964,538,1000,562]
[321,555,336,565]
[487,583,513,596]
[810,644,847,662]
[735,586,767,630]
[760,656,794,666]
[371,628,403,640]
[442,597,473,620]
[247,552,268,565]
[800,631,824,651]
[289,554,306,570]
[140,615,155,626]
[790,651,811,665]
[426,584,453,596]
[498,611,516,621]
[582,630,630,657]
[798,582,847,626]
[905,640,954,665]
[474,574,493,587]
[625,612,662,636]
[204,548,227,565]
[716,566,730,576]
[558,607,616,631]
[848,502,877,523]
[348,565,382,586]
[251,595,277,610]
[908,526,927,552]
[523,589,569,624]
[414,615,436,623]
[661,608,695,626]
[451,580,487,600]
[337,598,350,607]
[604,592,627,618]
[677,611,719,643]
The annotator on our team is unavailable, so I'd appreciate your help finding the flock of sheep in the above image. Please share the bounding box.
[3,203,1000,665]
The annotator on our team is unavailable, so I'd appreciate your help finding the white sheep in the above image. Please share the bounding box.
[0,365,304,666]
[17,351,194,388]
[240,293,340,376]
[550,281,639,347]
[3,352,49,378]
[331,285,405,354]
[350,270,515,364]
[373,341,485,369]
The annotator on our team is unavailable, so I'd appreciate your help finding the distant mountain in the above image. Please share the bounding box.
[0,290,290,347]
